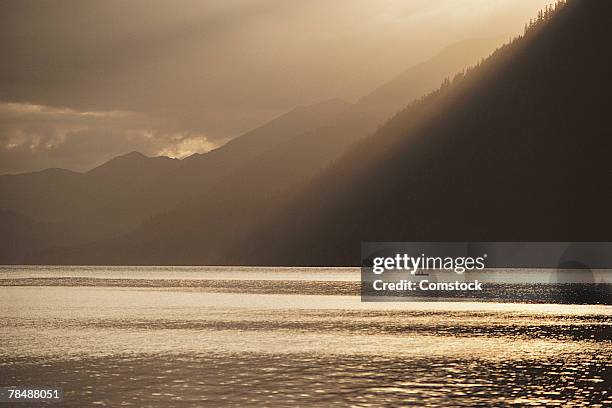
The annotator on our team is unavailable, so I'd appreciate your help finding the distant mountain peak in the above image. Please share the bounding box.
[119,151,147,160]
[85,150,180,179]
[0,167,81,179]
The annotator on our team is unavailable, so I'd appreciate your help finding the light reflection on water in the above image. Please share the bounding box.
[0,265,359,281]
[1,268,611,407]
[3,353,610,407]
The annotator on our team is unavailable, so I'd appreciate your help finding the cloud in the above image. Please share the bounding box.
[155,133,217,159]
[0,102,217,174]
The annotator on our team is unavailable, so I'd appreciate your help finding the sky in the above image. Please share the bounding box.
[0,0,551,174]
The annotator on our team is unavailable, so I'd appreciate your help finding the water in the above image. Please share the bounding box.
[1,266,610,406]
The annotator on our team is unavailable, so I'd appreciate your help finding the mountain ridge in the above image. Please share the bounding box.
[1,36,508,264]
[224,0,612,266]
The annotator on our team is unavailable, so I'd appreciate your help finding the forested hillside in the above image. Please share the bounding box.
[230,0,612,265]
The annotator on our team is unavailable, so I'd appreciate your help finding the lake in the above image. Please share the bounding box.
[1,266,610,406]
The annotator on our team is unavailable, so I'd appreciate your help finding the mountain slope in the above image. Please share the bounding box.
[358,37,502,117]
[5,36,503,264]
[28,106,377,264]
[0,99,353,261]
[0,210,58,263]
[27,36,503,265]
[229,0,612,266]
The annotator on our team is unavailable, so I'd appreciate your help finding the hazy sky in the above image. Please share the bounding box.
[0,0,550,174]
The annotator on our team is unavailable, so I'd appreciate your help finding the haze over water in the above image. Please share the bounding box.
[1,266,610,406]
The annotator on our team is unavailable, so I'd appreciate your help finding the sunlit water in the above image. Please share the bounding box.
[1,266,610,406]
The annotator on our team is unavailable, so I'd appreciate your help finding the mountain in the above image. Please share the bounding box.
[27,105,378,264]
[227,0,612,266]
[0,99,354,261]
[2,36,502,264]
[0,210,57,263]
[358,37,502,117]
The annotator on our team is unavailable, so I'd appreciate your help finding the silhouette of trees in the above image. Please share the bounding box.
[526,1,567,35]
